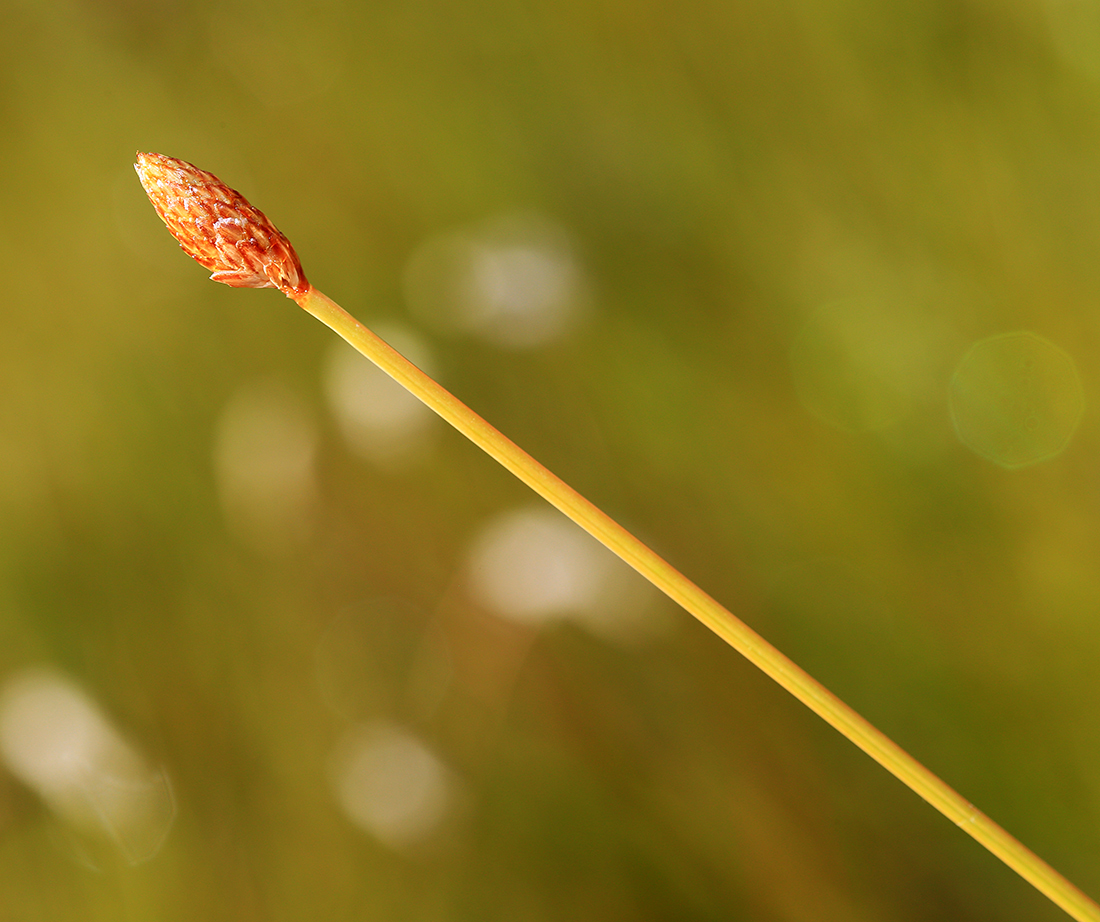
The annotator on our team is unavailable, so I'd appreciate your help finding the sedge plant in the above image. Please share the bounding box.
[135,151,1099,921]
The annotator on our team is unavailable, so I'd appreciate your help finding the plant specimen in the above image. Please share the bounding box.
[135,151,1099,921]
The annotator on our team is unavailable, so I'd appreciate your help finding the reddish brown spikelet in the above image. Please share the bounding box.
[134,152,308,297]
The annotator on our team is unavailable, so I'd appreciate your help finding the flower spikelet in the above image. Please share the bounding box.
[134,152,308,297]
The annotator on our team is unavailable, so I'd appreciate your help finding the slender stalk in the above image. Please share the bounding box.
[296,283,1099,922]
[133,151,1098,920]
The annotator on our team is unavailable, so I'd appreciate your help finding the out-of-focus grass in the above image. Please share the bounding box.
[0,1,1098,919]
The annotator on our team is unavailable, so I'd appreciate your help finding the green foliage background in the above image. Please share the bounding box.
[1,0,1099,919]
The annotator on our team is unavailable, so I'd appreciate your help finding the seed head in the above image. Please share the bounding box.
[134,152,308,298]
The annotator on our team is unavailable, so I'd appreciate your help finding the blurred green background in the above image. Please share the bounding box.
[1,0,1099,919]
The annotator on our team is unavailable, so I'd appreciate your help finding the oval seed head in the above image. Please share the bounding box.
[134,152,308,297]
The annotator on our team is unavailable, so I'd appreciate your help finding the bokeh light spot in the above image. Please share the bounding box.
[403,212,586,349]
[0,668,175,865]
[322,327,438,468]
[328,722,453,850]
[213,380,318,554]
[466,507,662,642]
[949,332,1083,469]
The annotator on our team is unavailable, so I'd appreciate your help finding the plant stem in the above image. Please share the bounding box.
[296,284,1099,922]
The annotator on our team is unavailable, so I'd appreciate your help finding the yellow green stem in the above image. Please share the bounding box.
[296,284,1098,922]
